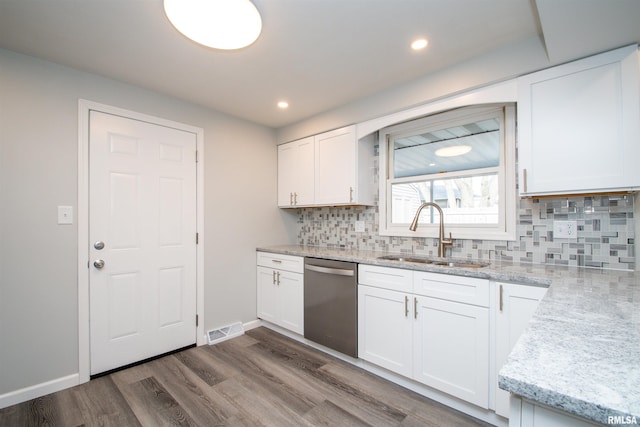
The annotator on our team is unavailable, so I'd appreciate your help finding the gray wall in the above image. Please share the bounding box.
[0,48,297,395]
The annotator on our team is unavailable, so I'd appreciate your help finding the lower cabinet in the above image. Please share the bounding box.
[256,252,304,335]
[413,296,489,408]
[358,265,490,408]
[358,285,413,377]
[510,398,600,427]
[495,282,548,418]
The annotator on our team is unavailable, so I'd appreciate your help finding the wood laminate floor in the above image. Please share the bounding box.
[0,327,493,426]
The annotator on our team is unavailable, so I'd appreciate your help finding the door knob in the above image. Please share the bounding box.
[93,259,105,269]
[94,241,105,250]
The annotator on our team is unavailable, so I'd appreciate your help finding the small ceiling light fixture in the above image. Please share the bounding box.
[435,145,472,157]
[164,0,262,50]
[277,101,289,109]
[411,38,429,50]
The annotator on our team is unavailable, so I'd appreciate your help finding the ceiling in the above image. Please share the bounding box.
[1,1,639,129]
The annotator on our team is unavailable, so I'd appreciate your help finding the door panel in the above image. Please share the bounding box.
[89,110,197,375]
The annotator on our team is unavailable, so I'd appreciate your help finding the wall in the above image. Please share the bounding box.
[0,49,297,398]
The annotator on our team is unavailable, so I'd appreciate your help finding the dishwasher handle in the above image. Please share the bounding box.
[305,264,354,277]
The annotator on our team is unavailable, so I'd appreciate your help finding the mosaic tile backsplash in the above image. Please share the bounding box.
[297,194,636,271]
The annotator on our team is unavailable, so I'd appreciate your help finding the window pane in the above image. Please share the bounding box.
[393,118,500,178]
[391,174,499,225]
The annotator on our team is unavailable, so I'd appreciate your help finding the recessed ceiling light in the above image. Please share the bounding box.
[411,38,429,50]
[164,0,262,50]
[435,145,472,157]
[277,101,289,109]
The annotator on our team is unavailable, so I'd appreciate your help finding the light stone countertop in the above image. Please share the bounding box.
[257,244,640,425]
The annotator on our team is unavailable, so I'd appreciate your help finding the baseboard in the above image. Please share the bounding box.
[243,319,263,331]
[0,373,80,409]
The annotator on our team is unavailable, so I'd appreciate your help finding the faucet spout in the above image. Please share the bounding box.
[409,202,453,257]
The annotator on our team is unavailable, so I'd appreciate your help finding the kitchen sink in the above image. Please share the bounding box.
[377,255,488,268]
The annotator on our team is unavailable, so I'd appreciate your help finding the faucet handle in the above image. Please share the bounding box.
[443,232,453,245]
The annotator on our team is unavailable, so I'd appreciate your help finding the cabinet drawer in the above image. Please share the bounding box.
[358,264,413,293]
[256,251,304,273]
[413,271,489,307]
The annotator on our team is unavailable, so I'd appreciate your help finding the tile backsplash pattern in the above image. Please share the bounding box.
[297,194,635,271]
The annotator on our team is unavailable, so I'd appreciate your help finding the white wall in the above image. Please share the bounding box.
[0,48,297,398]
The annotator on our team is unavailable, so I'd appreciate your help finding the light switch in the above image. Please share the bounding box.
[355,220,365,233]
[58,205,73,225]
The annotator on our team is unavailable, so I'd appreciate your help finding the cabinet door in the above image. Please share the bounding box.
[495,283,548,418]
[413,296,489,408]
[277,270,304,335]
[257,266,278,323]
[315,126,356,205]
[518,45,640,196]
[358,285,413,377]
[277,142,296,206]
[277,137,314,207]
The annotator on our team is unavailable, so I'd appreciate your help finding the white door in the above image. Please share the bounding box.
[357,285,413,377]
[413,296,489,408]
[89,110,197,375]
[315,126,355,205]
[494,283,547,417]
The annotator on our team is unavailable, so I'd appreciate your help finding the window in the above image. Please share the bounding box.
[379,104,516,240]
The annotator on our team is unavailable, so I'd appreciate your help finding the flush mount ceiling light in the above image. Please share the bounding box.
[435,145,472,157]
[164,0,262,50]
[277,101,289,109]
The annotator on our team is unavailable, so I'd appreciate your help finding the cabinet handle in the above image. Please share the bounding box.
[499,284,504,312]
[271,259,282,264]
[405,296,409,317]
[523,168,528,193]
[276,271,281,285]
[290,192,293,206]
[294,192,298,205]
[414,297,418,319]
[349,187,354,203]
[272,270,276,285]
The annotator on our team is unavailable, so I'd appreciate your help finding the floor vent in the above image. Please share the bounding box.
[207,321,244,345]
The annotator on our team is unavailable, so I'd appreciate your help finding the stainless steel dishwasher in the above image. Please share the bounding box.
[304,257,358,357]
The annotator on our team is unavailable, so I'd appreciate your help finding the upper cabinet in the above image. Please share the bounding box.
[278,125,375,208]
[277,136,314,207]
[518,45,640,196]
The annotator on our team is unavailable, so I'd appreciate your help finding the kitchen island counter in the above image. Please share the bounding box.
[258,245,640,425]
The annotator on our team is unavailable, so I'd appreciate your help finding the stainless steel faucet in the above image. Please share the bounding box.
[409,202,453,258]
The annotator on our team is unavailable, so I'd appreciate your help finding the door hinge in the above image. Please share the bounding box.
[196,232,199,244]
[195,150,199,163]
[196,314,199,327]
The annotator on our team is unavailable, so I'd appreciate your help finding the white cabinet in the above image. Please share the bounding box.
[510,398,600,427]
[315,125,375,206]
[518,45,640,196]
[358,285,413,377]
[256,252,304,334]
[495,282,548,418]
[277,125,375,207]
[413,295,489,408]
[277,136,314,207]
[358,265,490,408]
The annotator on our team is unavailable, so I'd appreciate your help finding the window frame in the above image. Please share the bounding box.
[379,104,516,241]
